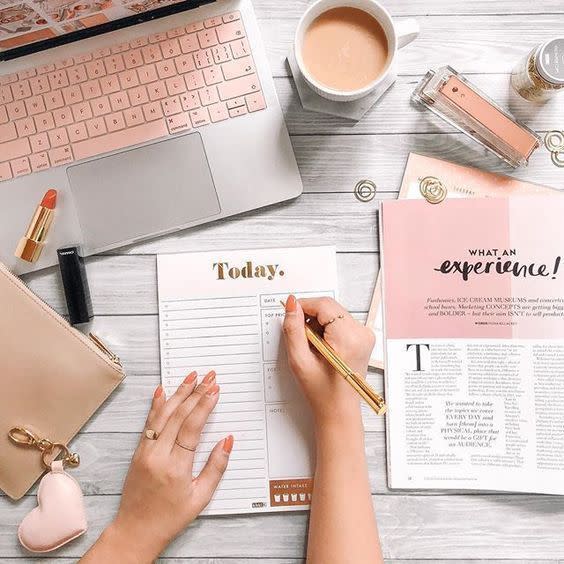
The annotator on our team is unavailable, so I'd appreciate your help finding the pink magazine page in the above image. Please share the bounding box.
[381,197,564,494]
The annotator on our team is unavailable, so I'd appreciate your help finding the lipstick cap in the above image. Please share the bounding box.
[57,246,93,326]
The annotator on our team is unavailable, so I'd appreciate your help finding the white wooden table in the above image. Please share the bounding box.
[3,1,564,562]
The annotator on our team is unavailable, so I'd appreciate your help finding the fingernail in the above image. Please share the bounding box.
[184,371,197,384]
[203,371,216,385]
[153,385,163,399]
[206,384,220,397]
[223,435,234,454]
[286,295,297,313]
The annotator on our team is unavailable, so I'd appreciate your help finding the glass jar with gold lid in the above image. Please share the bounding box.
[511,38,564,102]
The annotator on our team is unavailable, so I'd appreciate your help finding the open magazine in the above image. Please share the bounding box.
[381,197,564,494]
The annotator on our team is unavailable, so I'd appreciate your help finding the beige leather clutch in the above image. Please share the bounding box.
[0,262,125,500]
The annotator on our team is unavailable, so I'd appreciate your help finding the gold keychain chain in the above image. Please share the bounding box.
[8,427,80,469]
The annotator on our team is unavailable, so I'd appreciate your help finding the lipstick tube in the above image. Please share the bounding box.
[15,189,57,263]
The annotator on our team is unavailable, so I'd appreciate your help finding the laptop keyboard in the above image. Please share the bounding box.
[0,11,267,183]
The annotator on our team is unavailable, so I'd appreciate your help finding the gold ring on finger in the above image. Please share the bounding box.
[324,314,345,326]
[175,439,197,452]
[145,429,159,440]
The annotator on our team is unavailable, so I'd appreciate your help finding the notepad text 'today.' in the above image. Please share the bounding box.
[213,261,286,281]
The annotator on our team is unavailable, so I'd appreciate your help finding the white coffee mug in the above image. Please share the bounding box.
[294,0,419,102]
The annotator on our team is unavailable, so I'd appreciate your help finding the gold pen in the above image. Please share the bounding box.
[280,301,387,416]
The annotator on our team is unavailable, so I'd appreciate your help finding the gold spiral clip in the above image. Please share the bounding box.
[419,176,447,204]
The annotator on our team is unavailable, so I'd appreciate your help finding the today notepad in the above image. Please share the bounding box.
[157,246,337,515]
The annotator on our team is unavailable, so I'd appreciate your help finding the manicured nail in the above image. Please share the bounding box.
[286,295,297,313]
[203,371,216,385]
[223,435,234,454]
[153,385,163,399]
[184,372,197,384]
[206,384,220,397]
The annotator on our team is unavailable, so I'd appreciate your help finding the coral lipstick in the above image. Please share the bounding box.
[15,189,58,263]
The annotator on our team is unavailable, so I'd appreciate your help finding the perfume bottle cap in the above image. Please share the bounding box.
[57,246,93,326]
[535,37,564,85]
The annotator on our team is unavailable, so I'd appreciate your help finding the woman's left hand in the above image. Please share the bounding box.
[94,371,233,562]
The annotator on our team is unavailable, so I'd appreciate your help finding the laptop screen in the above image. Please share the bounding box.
[0,0,206,58]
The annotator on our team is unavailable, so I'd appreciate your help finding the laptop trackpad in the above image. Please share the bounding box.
[67,133,220,250]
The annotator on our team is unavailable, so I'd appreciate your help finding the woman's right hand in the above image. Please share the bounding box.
[282,295,375,426]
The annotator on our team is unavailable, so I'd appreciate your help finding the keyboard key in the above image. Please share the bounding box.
[30,132,50,152]
[10,156,31,177]
[156,60,176,80]
[166,112,191,134]
[72,101,93,122]
[109,92,130,111]
[18,68,37,80]
[93,47,111,59]
[119,69,139,89]
[211,45,231,64]
[204,16,223,28]
[68,65,88,85]
[15,117,36,137]
[30,151,50,172]
[148,81,167,101]
[0,122,17,143]
[124,49,144,69]
[62,85,83,105]
[223,11,240,23]
[162,96,182,116]
[185,70,205,91]
[142,44,162,64]
[112,42,130,55]
[226,97,245,109]
[104,54,125,74]
[73,120,168,161]
[203,66,222,85]
[68,122,88,142]
[55,58,74,69]
[7,100,26,120]
[25,95,46,116]
[75,53,93,64]
[0,85,13,104]
[222,56,255,80]
[180,92,200,111]
[81,80,102,100]
[217,20,245,44]
[35,112,55,132]
[149,32,167,44]
[230,38,250,59]
[229,105,247,118]
[38,64,55,75]
[123,107,145,127]
[179,34,199,54]
[101,75,121,95]
[0,161,13,181]
[138,64,158,85]
[0,106,7,124]
[0,73,17,85]
[86,60,106,80]
[218,74,260,100]
[160,38,181,59]
[49,145,73,166]
[105,112,126,132]
[194,49,213,69]
[142,101,163,121]
[199,86,218,106]
[12,80,31,100]
[130,37,148,49]
[165,77,186,96]
[167,27,186,39]
[86,117,107,137]
[92,96,112,116]
[190,107,210,127]
[48,127,69,148]
[198,28,218,48]
[174,54,196,74]
[44,90,64,111]
[47,70,69,90]
[29,75,50,95]
[53,107,74,127]
[245,91,266,112]
[128,85,149,106]
[0,138,31,163]
[209,101,228,122]
[186,21,204,33]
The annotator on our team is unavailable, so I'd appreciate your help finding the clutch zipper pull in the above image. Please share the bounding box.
[88,333,122,367]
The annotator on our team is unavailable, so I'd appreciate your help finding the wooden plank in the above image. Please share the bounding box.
[3,495,564,559]
[22,252,381,316]
[0,560,556,564]
[260,16,564,77]
[276,76,564,135]
[255,0,564,17]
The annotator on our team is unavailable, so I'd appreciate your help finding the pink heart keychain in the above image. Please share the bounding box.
[18,460,88,553]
